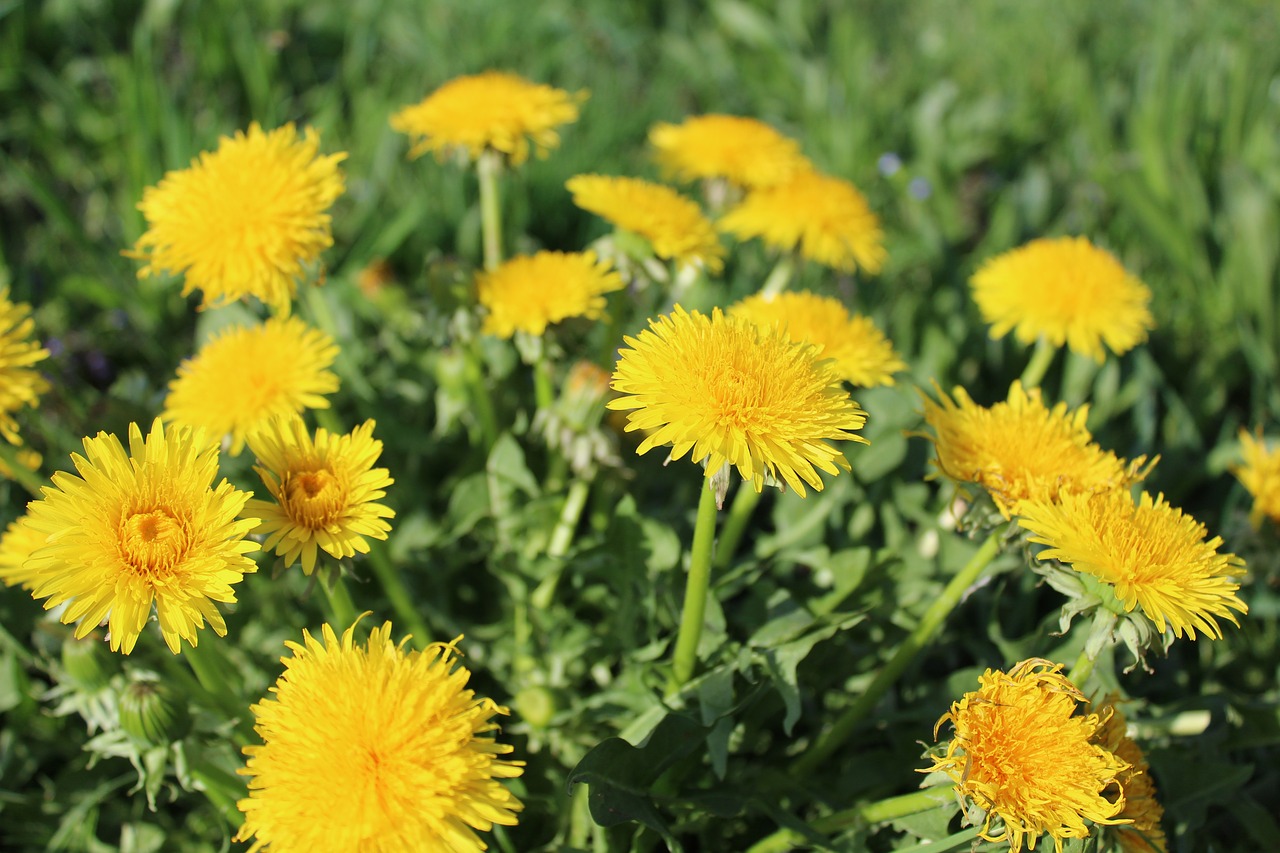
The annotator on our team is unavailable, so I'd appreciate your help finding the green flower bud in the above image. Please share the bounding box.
[118,678,192,745]
[61,636,113,692]
[513,685,559,729]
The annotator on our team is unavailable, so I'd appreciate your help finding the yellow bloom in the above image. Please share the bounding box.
[1017,490,1247,640]
[130,123,346,316]
[926,659,1129,853]
[22,419,258,654]
[237,620,523,852]
[718,170,885,274]
[920,381,1149,518]
[607,305,868,496]
[566,174,725,273]
[477,250,624,338]
[1232,429,1280,528]
[0,287,50,446]
[971,236,1154,362]
[163,317,340,456]
[0,517,47,590]
[391,71,586,165]
[649,114,810,188]
[246,418,394,576]
[1094,701,1168,853]
[729,291,906,387]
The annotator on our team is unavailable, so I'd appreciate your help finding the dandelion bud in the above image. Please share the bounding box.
[119,678,192,745]
[61,635,113,692]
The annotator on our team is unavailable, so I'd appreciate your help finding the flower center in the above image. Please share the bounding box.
[284,468,345,529]
[121,508,187,577]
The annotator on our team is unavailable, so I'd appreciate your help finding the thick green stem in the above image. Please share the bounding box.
[669,480,720,689]
[477,149,504,271]
[533,350,555,411]
[321,570,359,630]
[366,546,434,648]
[1067,647,1096,685]
[792,526,1007,775]
[0,440,44,497]
[759,253,796,297]
[712,484,761,571]
[1019,337,1057,389]
[746,784,956,853]
[549,477,591,560]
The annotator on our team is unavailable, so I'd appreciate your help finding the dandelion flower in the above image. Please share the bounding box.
[0,287,50,446]
[730,291,906,387]
[926,659,1129,853]
[971,236,1154,362]
[920,381,1149,518]
[237,619,524,852]
[1017,490,1247,640]
[567,174,725,273]
[477,250,624,339]
[391,71,586,165]
[1094,701,1168,853]
[22,419,258,654]
[246,418,394,576]
[130,123,346,316]
[0,517,47,590]
[1232,429,1280,528]
[718,170,885,274]
[649,114,810,189]
[163,317,339,456]
[607,305,868,496]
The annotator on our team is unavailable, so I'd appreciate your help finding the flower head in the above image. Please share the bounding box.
[130,123,346,316]
[1233,429,1280,529]
[246,418,394,576]
[22,419,258,654]
[649,114,810,189]
[971,236,1154,362]
[0,287,50,446]
[567,174,725,273]
[718,170,885,274]
[1017,490,1247,640]
[607,305,868,496]
[729,291,906,387]
[1093,701,1168,853]
[237,619,523,852]
[0,517,47,590]
[163,318,339,456]
[920,381,1149,518]
[926,659,1129,853]
[477,250,624,338]
[391,71,586,165]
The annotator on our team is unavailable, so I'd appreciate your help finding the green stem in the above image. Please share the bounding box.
[1019,337,1057,389]
[711,484,761,571]
[477,149,504,271]
[366,546,434,648]
[464,337,500,450]
[548,477,591,560]
[669,479,720,689]
[320,570,360,629]
[533,350,555,411]
[759,253,796,297]
[0,440,44,497]
[1067,647,1096,685]
[792,525,1007,775]
[746,784,956,853]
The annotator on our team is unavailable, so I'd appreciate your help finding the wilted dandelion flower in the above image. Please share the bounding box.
[567,174,725,273]
[22,419,258,654]
[649,114,810,189]
[0,287,51,446]
[1232,429,1280,528]
[130,123,346,316]
[920,381,1149,518]
[246,418,394,576]
[1094,701,1168,853]
[607,305,868,496]
[1017,490,1247,640]
[971,236,1154,362]
[477,250,624,338]
[926,659,1129,853]
[718,170,885,274]
[237,619,524,852]
[163,317,339,456]
[729,291,906,387]
[391,71,586,165]
[0,517,47,590]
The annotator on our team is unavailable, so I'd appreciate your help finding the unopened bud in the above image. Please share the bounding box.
[118,678,192,745]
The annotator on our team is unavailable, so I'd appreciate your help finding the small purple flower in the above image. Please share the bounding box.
[877,153,902,177]
[908,176,932,200]
[45,337,64,358]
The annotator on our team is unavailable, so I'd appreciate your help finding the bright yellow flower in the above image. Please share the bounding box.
[607,305,868,496]
[1094,701,1168,853]
[0,287,50,446]
[130,123,346,316]
[22,419,258,654]
[919,381,1149,518]
[1017,490,1247,640]
[1232,429,1280,529]
[391,71,586,165]
[971,236,1154,362]
[567,174,725,273]
[926,659,1129,853]
[0,517,47,590]
[649,114,810,189]
[477,250,624,338]
[246,418,394,576]
[718,170,885,274]
[163,317,340,456]
[237,619,524,852]
[729,291,906,387]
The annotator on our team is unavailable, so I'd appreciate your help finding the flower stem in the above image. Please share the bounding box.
[533,350,555,411]
[711,484,761,571]
[759,253,796,297]
[0,440,44,497]
[477,149,504,272]
[549,477,591,559]
[669,479,720,689]
[1019,337,1057,389]
[366,546,434,648]
[320,569,359,629]
[1067,647,1096,685]
[746,784,957,853]
[792,525,1007,775]
[464,337,500,450]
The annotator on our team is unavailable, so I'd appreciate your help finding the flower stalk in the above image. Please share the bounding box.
[669,479,720,689]
[712,483,761,570]
[477,149,504,271]
[759,253,795,297]
[1019,337,1057,389]
[320,570,360,630]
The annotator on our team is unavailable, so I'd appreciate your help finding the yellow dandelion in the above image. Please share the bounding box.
[477,250,624,339]
[245,417,394,576]
[919,381,1149,518]
[21,419,258,654]
[390,71,586,165]
[971,236,1154,362]
[718,170,885,274]
[0,517,48,590]
[237,619,524,852]
[926,659,1129,853]
[729,290,906,387]
[0,287,51,446]
[607,305,868,496]
[1017,490,1247,640]
[649,114,811,189]
[567,174,725,273]
[130,123,346,316]
[1232,428,1280,529]
[163,317,339,456]
[1094,701,1168,853]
